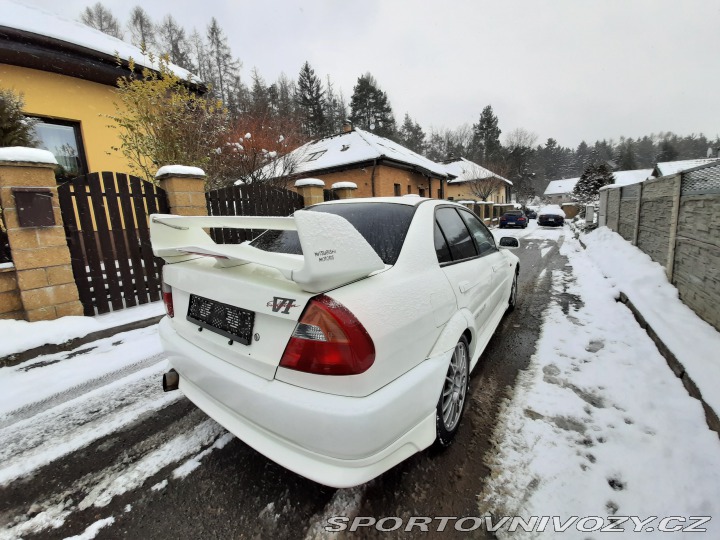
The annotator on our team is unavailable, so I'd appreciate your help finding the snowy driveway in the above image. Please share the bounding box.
[1,221,718,539]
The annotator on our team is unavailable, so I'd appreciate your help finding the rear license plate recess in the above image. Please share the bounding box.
[187,294,254,345]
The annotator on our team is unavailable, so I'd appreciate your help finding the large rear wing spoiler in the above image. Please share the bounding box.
[149,211,385,293]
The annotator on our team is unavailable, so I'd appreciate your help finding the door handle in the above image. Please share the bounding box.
[459,280,471,293]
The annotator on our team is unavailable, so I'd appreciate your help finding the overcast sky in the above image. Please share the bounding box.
[16,0,720,148]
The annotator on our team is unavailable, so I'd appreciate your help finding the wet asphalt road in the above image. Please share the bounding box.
[4,224,568,540]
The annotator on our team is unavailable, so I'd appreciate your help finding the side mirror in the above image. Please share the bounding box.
[499,236,520,249]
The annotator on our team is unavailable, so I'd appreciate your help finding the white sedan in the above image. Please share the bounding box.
[150,197,520,488]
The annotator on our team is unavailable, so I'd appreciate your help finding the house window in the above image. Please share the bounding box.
[303,150,327,162]
[394,183,401,196]
[407,185,411,194]
[31,118,88,180]
[419,188,426,197]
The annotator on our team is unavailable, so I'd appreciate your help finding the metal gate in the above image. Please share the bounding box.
[58,172,169,316]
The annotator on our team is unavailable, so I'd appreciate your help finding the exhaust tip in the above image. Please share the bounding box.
[163,369,179,392]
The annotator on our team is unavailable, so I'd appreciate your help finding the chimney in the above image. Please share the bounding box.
[342,120,353,133]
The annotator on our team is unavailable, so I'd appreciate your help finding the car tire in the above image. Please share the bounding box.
[508,271,518,311]
[435,336,470,447]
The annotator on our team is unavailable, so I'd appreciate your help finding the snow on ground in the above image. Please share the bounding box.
[0,315,231,539]
[0,361,179,486]
[0,301,163,358]
[582,226,720,416]
[481,227,720,538]
[0,325,163,420]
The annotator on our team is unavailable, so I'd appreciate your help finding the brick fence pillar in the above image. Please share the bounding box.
[155,166,208,216]
[332,181,357,200]
[294,178,325,206]
[0,149,83,321]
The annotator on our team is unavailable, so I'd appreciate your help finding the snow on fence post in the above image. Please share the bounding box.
[331,181,357,200]
[294,178,325,206]
[0,147,83,321]
[155,165,207,217]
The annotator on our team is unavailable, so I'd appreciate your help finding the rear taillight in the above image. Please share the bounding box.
[279,295,375,375]
[519,217,526,221]
[162,280,174,318]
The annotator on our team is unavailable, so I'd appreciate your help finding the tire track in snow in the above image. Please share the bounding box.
[0,410,228,539]
[0,362,181,487]
[0,328,165,429]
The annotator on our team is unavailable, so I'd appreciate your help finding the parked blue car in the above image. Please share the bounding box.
[499,210,528,229]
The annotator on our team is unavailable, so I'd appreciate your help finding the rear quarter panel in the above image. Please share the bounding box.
[275,202,458,397]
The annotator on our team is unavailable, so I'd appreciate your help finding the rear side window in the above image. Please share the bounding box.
[434,221,452,263]
[459,210,497,256]
[250,203,416,265]
[435,207,477,261]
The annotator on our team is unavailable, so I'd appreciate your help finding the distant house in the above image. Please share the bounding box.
[441,157,512,204]
[612,169,653,186]
[543,178,580,204]
[652,159,720,178]
[256,123,452,198]
[0,1,197,178]
[544,168,655,203]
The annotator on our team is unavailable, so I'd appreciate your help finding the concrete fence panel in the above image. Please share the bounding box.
[672,193,720,331]
[636,176,678,267]
[618,184,640,242]
[606,188,621,232]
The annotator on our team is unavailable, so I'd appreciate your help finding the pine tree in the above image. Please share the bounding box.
[323,76,347,136]
[188,29,210,84]
[471,105,502,164]
[80,3,123,39]
[250,68,270,116]
[539,138,563,179]
[398,113,425,154]
[573,162,614,205]
[127,6,155,49]
[574,141,591,175]
[349,73,396,139]
[294,62,326,137]
[0,88,37,147]
[206,18,242,111]
[272,73,296,120]
[635,135,656,167]
[615,138,637,170]
[157,15,194,71]
[656,139,679,162]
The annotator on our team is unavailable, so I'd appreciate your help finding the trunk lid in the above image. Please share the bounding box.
[163,257,315,380]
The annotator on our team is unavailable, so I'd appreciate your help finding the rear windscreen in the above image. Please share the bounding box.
[250,203,416,265]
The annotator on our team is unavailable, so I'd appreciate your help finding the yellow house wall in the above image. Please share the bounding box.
[445,182,508,203]
[1,64,128,174]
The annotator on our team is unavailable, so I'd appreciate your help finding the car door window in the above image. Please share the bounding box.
[435,207,478,261]
[434,220,452,263]
[459,210,497,256]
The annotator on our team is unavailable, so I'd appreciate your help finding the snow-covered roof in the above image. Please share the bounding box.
[1,0,198,82]
[443,157,512,186]
[544,177,579,196]
[612,169,653,186]
[260,128,451,180]
[654,158,720,177]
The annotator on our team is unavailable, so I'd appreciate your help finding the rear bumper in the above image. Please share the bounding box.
[159,317,448,487]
